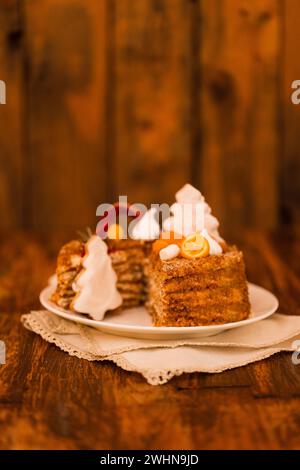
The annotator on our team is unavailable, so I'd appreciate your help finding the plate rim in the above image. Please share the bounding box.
[39,282,279,334]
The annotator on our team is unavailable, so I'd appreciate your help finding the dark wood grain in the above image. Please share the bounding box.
[199,0,280,231]
[0,0,23,230]
[0,231,300,450]
[112,0,193,205]
[0,0,299,234]
[283,0,300,226]
[22,0,107,233]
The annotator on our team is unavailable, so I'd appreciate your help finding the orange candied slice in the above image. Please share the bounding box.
[107,223,124,240]
[153,231,184,253]
[181,232,209,259]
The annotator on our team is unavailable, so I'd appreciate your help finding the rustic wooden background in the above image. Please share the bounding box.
[0,0,299,237]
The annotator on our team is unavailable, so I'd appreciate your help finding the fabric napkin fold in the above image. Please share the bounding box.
[21,311,300,385]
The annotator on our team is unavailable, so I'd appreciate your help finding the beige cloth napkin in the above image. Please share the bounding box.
[21,311,300,385]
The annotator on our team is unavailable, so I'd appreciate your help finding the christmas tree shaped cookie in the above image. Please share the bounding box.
[71,235,122,320]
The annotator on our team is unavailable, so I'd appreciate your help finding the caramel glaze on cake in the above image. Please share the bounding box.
[147,245,250,327]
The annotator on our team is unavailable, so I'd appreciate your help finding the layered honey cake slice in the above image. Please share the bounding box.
[50,240,84,310]
[146,183,250,326]
[51,237,151,316]
[106,238,152,308]
[50,184,251,326]
[147,244,250,326]
[51,201,155,316]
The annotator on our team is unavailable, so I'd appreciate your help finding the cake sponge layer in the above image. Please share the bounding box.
[147,246,250,326]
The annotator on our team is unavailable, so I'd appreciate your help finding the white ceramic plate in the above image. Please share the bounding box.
[39,283,278,340]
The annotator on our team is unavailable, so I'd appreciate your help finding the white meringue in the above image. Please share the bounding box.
[175,183,202,204]
[159,244,180,261]
[131,207,160,240]
[201,229,222,255]
[163,184,224,243]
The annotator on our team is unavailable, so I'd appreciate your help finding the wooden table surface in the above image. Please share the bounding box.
[1,230,300,450]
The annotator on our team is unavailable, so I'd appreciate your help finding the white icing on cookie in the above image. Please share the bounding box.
[72,236,122,320]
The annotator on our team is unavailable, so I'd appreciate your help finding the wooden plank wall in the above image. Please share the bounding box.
[283,0,300,226]
[0,0,23,230]
[23,0,107,232]
[0,0,299,236]
[113,0,192,206]
[199,0,280,229]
